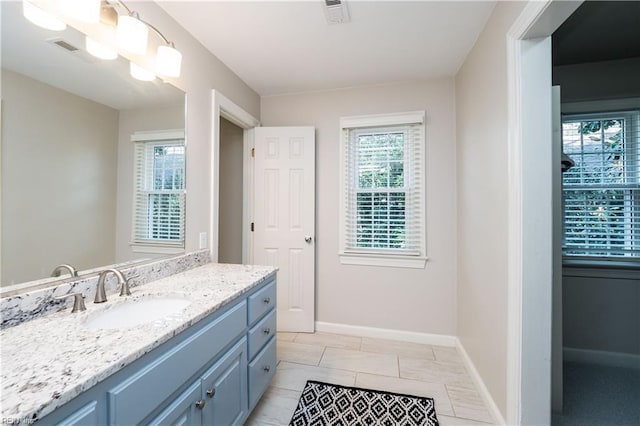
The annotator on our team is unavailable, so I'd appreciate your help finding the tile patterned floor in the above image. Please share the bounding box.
[246,332,495,425]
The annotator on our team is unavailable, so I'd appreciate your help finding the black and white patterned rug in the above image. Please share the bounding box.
[289,380,439,426]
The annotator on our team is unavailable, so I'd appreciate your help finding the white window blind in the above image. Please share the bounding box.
[339,112,426,267]
[132,133,185,247]
[562,110,639,259]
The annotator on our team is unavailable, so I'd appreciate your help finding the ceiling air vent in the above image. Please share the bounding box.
[52,39,79,52]
[324,0,349,25]
[47,38,99,64]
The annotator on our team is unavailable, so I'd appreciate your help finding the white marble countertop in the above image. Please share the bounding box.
[0,263,277,424]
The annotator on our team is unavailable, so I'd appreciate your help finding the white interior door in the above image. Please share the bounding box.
[253,127,315,332]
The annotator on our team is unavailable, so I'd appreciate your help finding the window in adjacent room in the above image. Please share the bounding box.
[561,110,639,260]
[131,130,186,252]
[339,112,426,268]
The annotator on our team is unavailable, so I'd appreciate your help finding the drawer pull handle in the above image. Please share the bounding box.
[263,365,271,373]
[195,400,206,409]
[206,389,216,398]
[263,297,271,304]
[263,328,271,335]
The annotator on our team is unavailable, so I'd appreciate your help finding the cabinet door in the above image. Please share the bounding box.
[147,382,203,426]
[201,338,248,426]
[53,401,99,426]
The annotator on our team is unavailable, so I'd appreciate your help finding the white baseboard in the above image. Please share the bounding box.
[314,321,457,347]
[564,347,640,370]
[456,339,506,426]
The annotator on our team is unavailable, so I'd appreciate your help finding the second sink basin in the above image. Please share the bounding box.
[85,296,191,330]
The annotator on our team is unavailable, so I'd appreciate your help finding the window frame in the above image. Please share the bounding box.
[339,111,427,269]
[130,129,186,254]
[560,109,640,264]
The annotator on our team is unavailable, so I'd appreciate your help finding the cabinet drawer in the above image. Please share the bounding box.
[248,280,276,324]
[248,338,276,410]
[248,309,276,360]
[107,301,247,425]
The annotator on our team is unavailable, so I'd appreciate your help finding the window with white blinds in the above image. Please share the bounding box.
[339,112,426,268]
[132,131,185,249]
[561,110,639,259]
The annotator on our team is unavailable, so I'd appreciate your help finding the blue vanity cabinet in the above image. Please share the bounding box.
[147,381,203,426]
[39,276,277,426]
[51,401,99,426]
[246,280,278,411]
[201,338,248,425]
[148,338,247,426]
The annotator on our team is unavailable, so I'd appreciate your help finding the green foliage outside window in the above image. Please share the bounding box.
[355,131,407,249]
[562,117,638,257]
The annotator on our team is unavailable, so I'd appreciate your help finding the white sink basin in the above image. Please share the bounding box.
[85,296,191,330]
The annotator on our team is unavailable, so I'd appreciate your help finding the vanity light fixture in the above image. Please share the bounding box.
[117,12,149,54]
[156,42,182,78]
[60,0,101,23]
[115,1,182,78]
[21,0,182,80]
[130,61,155,81]
[85,36,117,60]
[22,1,66,31]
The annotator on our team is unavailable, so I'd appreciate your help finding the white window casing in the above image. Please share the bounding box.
[339,111,427,268]
[130,130,186,253]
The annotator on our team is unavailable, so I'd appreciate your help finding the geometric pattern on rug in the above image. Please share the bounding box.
[289,380,439,426]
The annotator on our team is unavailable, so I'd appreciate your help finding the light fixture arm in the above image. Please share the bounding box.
[140,19,173,47]
[113,0,175,47]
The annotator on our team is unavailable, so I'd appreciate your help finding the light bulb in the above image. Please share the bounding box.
[23,1,66,31]
[117,14,149,54]
[60,0,101,23]
[130,62,155,82]
[86,36,117,60]
[156,45,182,78]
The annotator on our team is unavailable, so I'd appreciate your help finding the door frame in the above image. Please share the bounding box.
[210,90,260,263]
[505,1,582,424]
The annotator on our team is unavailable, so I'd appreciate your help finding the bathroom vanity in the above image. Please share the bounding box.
[0,261,277,425]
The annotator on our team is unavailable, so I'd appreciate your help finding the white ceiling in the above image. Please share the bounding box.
[160,1,497,96]
[1,1,184,111]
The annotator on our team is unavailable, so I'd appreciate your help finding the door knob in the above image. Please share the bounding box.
[195,400,206,409]
[304,236,312,243]
[206,389,216,398]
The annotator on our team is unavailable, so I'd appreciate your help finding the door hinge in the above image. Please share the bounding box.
[250,222,254,232]
[251,148,255,157]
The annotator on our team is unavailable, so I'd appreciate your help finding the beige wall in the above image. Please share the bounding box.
[114,104,185,262]
[1,70,119,285]
[563,269,640,356]
[455,1,527,418]
[218,118,244,264]
[128,2,261,254]
[261,79,458,336]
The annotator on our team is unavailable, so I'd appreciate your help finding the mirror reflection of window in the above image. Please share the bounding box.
[132,131,186,249]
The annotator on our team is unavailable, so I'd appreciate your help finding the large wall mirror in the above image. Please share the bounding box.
[1,1,186,292]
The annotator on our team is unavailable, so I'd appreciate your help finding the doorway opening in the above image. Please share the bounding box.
[507,1,639,424]
[210,90,260,264]
[218,117,245,264]
[551,2,640,424]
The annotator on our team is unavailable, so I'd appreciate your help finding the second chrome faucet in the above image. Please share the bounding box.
[94,269,138,303]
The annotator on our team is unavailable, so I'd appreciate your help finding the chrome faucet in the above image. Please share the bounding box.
[94,269,126,303]
[51,264,79,278]
[55,293,86,313]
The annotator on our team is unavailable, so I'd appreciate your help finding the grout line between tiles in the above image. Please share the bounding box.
[317,345,327,366]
